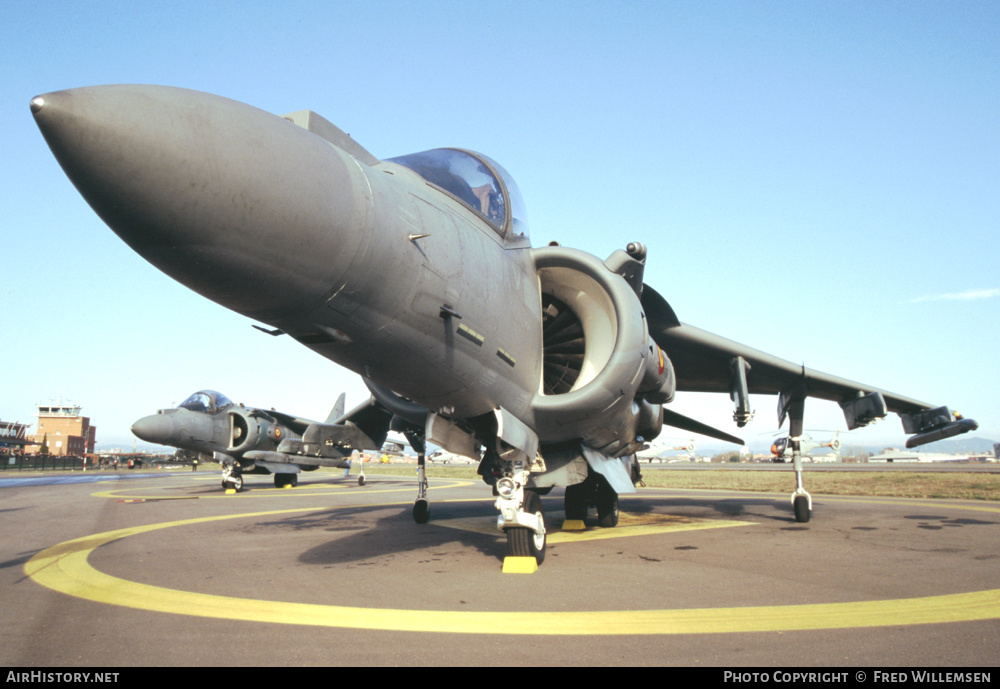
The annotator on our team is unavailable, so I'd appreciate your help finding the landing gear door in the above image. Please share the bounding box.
[581,446,636,495]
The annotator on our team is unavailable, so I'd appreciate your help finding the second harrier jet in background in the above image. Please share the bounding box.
[132,390,386,489]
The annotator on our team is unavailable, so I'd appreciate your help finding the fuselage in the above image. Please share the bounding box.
[131,391,295,461]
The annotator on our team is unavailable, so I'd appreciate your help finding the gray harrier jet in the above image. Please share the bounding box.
[32,85,977,565]
[132,390,379,489]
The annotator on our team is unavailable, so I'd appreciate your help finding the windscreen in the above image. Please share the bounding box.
[387,148,527,239]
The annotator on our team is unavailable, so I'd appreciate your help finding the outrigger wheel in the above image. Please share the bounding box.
[596,484,619,528]
[564,474,619,527]
[505,490,546,564]
[223,474,243,492]
[793,493,810,523]
[413,498,430,524]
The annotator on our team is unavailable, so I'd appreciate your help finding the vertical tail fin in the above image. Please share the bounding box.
[326,393,346,424]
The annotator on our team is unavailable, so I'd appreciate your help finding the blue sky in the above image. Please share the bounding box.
[2,0,997,450]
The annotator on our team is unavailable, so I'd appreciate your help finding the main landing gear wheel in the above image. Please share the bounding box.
[564,481,588,522]
[597,491,619,528]
[793,494,811,523]
[565,474,619,527]
[274,473,297,488]
[506,491,546,564]
[413,499,430,524]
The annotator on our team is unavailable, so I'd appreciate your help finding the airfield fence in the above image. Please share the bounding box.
[2,455,87,471]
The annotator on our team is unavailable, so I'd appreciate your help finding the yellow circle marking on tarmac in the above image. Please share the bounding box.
[437,511,754,543]
[25,502,1000,635]
[91,478,474,501]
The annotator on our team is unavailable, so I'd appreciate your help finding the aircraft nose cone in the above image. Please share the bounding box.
[131,414,178,445]
[31,85,371,321]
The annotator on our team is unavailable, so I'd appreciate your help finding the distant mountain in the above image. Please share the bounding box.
[907,435,998,455]
[700,435,998,458]
[95,440,174,454]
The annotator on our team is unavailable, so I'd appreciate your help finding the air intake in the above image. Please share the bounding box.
[541,294,584,395]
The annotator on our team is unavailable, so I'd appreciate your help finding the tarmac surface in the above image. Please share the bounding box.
[2,469,998,666]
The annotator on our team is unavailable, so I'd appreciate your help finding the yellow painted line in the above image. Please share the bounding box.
[92,485,348,500]
[637,488,1000,514]
[807,495,1000,514]
[24,505,1000,635]
[436,511,752,543]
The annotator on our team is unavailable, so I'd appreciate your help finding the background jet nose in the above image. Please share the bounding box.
[131,414,178,445]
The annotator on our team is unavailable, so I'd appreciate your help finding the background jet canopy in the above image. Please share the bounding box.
[387,148,528,239]
[178,391,233,413]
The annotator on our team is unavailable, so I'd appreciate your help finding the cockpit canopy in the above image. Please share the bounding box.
[386,148,528,241]
[178,390,233,414]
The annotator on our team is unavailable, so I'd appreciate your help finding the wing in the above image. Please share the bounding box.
[265,410,316,436]
[245,396,394,468]
[264,392,349,432]
[655,322,931,410]
[643,284,977,447]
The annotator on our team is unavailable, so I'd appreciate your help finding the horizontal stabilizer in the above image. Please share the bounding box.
[662,408,744,446]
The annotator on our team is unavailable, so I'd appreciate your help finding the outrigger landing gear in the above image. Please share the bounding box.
[357,458,366,486]
[413,463,430,524]
[782,388,812,523]
[406,431,430,524]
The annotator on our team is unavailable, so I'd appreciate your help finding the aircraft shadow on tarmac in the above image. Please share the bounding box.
[902,514,998,530]
[183,484,999,566]
[252,502,508,564]
[245,492,801,566]
[623,493,801,524]
[0,552,37,573]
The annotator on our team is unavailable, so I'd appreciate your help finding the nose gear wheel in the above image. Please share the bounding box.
[505,490,546,564]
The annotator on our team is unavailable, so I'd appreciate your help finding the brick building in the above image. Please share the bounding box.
[25,404,96,456]
[1,421,32,462]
